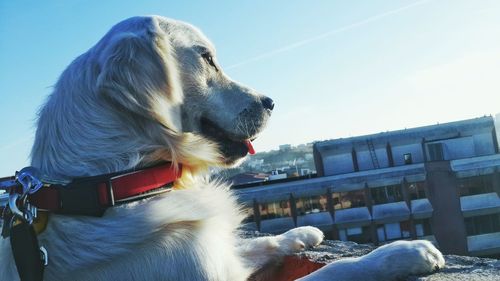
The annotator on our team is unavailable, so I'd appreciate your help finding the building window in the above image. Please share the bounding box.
[242,207,255,223]
[295,195,328,215]
[371,184,404,205]
[458,175,494,197]
[332,190,366,210]
[465,214,500,236]
[259,200,291,220]
[427,143,444,161]
[404,153,413,165]
[409,182,427,200]
[400,220,412,238]
[377,221,411,242]
[414,219,433,237]
[338,226,372,244]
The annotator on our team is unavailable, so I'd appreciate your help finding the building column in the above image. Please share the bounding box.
[386,142,394,167]
[253,199,261,232]
[421,138,428,162]
[493,166,500,196]
[364,182,379,245]
[326,188,335,218]
[352,147,360,172]
[401,178,417,239]
[290,194,298,227]
[326,187,339,240]
[425,161,468,255]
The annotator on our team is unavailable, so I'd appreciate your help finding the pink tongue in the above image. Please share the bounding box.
[244,140,256,155]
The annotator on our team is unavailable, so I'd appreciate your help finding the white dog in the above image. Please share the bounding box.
[0,16,444,281]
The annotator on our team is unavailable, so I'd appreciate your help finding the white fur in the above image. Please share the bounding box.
[297,240,445,281]
[237,226,324,270]
[0,15,444,281]
[0,180,322,281]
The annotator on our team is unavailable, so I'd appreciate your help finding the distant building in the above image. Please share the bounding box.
[235,116,500,257]
[229,172,269,185]
[300,169,311,176]
[297,144,307,149]
[269,170,287,181]
[246,158,264,169]
[279,144,292,151]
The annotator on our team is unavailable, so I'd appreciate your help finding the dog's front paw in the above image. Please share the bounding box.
[276,226,324,254]
[298,240,445,281]
[364,240,445,278]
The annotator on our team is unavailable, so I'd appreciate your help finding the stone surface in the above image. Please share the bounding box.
[242,232,500,281]
[299,240,500,281]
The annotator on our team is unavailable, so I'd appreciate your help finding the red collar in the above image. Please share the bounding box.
[29,163,182,216]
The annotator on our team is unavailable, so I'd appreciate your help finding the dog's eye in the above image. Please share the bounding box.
[201,53,218,72]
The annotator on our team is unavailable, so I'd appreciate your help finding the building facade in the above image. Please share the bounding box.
[235,116,500,257]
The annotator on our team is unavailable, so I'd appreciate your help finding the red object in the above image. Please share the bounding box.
[267,256,326,281]
[245,140,256,155]
[29,164,181,212]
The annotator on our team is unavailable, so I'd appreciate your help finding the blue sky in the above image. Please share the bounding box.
[1,0,499,176]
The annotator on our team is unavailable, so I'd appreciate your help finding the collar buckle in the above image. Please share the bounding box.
[107,179,115,207]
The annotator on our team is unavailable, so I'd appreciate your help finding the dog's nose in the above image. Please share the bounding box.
[261,96,275,111]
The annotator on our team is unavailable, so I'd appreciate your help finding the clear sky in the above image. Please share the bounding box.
[1,0,499,176]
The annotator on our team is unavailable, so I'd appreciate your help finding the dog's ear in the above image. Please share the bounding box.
[96,22,182,121]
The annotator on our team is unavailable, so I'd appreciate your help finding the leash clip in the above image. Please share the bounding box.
[1,167,42,237]
[2,167,48,281]
[4,190,38,238]
[6,167,43,225]
[16,167,44,195]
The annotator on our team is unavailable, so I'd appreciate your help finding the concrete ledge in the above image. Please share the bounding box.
[460,193,500,217]
[284,240,499,281]
[411,198,434,219]
[297,212,333,227]
[244,232,500,281]
[451,154,500,177]
[334,206,371,228]
[467,232,500,256]
[372,201,410,223]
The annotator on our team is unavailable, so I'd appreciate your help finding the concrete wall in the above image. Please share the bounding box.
[316,118,497,174]
[443,137,475,160]
[323,153,354,176]
[357,148,389,170]
[473,133,496,156]
[324,133,495,172]
[425,135,493,161]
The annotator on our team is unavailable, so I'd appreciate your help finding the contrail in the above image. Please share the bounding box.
[0,0,432,154]
[226,0,433,70]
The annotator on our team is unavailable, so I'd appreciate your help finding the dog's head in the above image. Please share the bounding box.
[94,16,273,168]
